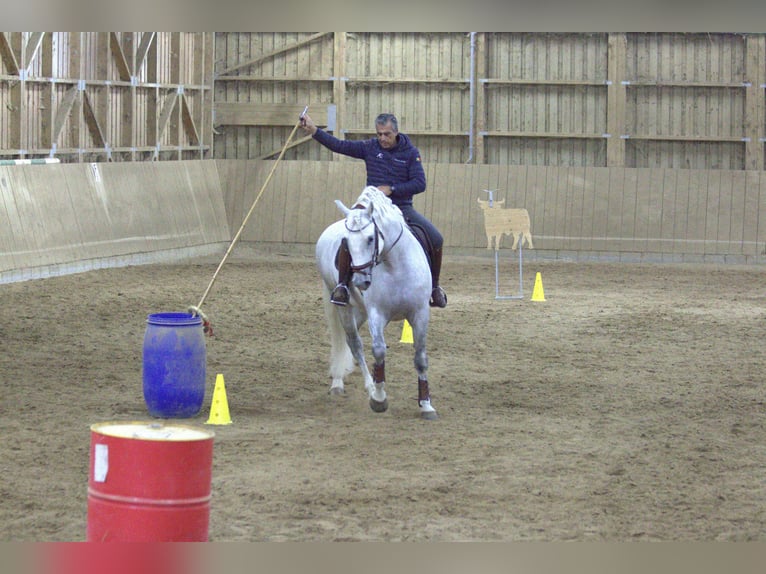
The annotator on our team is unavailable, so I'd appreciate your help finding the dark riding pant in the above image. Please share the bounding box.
[398,205,443,250]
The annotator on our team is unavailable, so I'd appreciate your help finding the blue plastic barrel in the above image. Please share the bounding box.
[142,312,206,418]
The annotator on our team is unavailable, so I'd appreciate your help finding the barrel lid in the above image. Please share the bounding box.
[90,421,214,441]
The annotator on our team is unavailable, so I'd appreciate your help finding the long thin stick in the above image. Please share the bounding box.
[191,106,308,316]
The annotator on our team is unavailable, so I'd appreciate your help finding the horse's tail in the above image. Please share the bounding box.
[322,284,355,379]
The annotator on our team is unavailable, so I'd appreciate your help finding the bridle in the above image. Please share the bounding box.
[346,207,404,273]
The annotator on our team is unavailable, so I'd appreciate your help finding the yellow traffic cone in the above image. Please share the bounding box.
[531,272,546,302]
[206,373,232,425]
[400,319,413,344]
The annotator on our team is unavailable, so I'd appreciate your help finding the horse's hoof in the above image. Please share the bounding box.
[369,398,389,413]
[329,387,345,396]
[420,410,438,421]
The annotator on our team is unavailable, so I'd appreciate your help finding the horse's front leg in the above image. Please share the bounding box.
[337,309,374,397]
[367,315,388,413]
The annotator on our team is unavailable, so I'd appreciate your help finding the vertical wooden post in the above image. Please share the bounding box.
[9,33,24,156]
[744,34,765,171]
[333,32,346,140]
[40,33,54,154]
[607,32,627,167]
[69,32,82,160]
[200,32,215,159]
[474,32,487,164]
[146,32,158,157]
[96,33,110,160]
[170,33,181,159]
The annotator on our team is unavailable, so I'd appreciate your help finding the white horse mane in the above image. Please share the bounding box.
[354,186,404,223]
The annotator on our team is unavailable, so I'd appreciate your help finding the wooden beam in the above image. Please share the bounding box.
[214,102,327,126]
[157,91,178,140]
[109,32,132,81]
[744,34,765,170]
[52,86,80,143]
[257,134,314,160]
[180,94,200,145]
[474,32,487,164]
[333,32,346,139]
[0,32,19,75]
[135,32,156,77]
[606,32,627,167]
[23,32,44,71]
[82,91,106,147]
[218,32,330,76]
[39,33,54,149]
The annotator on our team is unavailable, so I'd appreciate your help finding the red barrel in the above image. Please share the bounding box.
[87,421,215,542]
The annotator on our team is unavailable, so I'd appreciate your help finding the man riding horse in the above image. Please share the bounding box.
[300,112,447,309]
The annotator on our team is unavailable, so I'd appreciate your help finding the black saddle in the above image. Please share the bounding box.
[406,222,434,268]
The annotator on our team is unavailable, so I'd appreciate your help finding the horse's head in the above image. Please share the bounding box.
[335,199,386,292]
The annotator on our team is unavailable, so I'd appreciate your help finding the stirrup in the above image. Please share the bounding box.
[430,286,447,308]
[331,284,350,306]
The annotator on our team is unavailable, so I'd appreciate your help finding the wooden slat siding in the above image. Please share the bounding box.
[300,160,321,244]
[49,165,85,264]
[589,168,610,252]
[215,103,327,126]
[8,168,46,265]
[66,166,111,261]
[1,169,35,268]
[197,161,229,244]
[575,166,592,253]
[744,35,765,170]
[306,160,328,243]
[421,162,436,225]
[253,160,277,243]
[216,160,241,234]
[237,33,251,160]
[550,166,568,250]
[742,171,760,256]
[281,161,300,243]
[687,170,708,255]
[631,167,649,253]
[558,167,573,252]
[704,169,722,254]
[526,165,547,248]
[645,168,665,254]
[570,166,588,252]
[672,169,690,256]
[574,166,591,252]
[271,165,291,244]
[659,168,677,257]
[728,170,747,256]
[715,170,733,255]
[440,163,463,248]
[238,160,260,241]
[759,172,766,256]
[0,172,17,270]
[604,167,624,252]
[622,167,641,253]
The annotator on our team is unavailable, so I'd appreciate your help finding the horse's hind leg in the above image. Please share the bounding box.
[412,314,437,420]
[323,292,354,395]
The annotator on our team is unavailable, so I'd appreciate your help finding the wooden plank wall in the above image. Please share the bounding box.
[213,32,766,171]
[0,161,230,282]
[0,32,213,163]
[218,159,766,264]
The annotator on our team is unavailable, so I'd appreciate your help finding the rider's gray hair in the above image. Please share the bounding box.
[375,113,399,132]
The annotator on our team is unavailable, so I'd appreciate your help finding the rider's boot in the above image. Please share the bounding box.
[429,246,447,308]
[331,238,352,306]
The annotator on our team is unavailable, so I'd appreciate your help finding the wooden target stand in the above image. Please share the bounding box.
[480,189,527,300]
[494,242,525,300]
